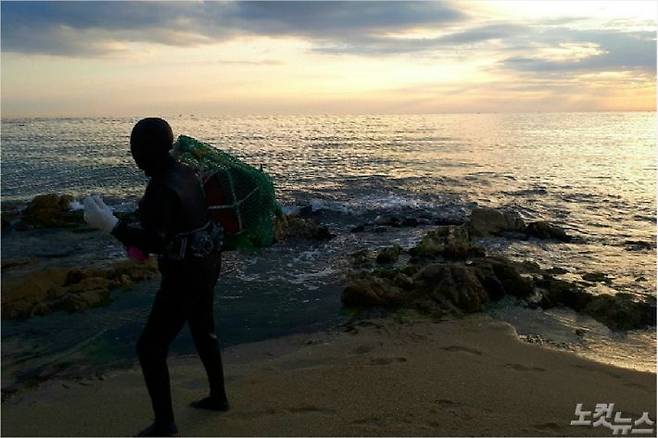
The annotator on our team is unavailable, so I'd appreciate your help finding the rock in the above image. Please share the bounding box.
[376,245,402,264]
[342,274,405,307]
[1,259,158,320]
[410,225,483,259]
[374,215,400,227]
[413,263,490,313]
[467,207,526,237]
[534,276,592,311]
[400,217,419,227]
[432,215,466,226]
[583,293,656,331]
[18,194,83,229]
[350,249,374,268]
[392,272,414,290]
[273,214,334,241]
[1,268,70,319]
[298,205,314,217]
[526,221,571,242]
[350,224,366,233]
[486,257,534,298]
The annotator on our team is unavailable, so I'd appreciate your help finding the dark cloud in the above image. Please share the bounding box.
[0,1,465,55]
[1,1,654,78]
[231,1,465,36]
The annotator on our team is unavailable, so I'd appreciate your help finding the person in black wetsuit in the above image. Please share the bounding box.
[83,118,229,437]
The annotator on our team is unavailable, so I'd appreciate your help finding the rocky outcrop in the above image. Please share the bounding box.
[273,214,334,242]
[409,225,484,259]
[16,194,84,230]
[468,207,525,237]
[533,275,656,330]
[526,221,571,242]
[466,207,571,242]
[376,245,402,264]
[1,259,158,320]
[343,225,655,331]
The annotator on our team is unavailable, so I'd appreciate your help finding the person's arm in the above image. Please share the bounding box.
[111,183,178,254]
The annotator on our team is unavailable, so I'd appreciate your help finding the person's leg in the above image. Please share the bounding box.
[137,283,187,430]
[187,254,229,410]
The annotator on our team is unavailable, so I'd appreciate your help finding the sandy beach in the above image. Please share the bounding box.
[2,314,655,437]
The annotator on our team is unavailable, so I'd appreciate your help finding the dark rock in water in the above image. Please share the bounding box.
[401,217,419,227]
[467,207,526,237]
[532,276,655,330]
[376,245,403,264]
[374,215,400,227]
[526,221,571,242]
[350,224,366,233]
[467,208,572,243]
[410,225,484,259]
[582,272,612,284]
[1,259,158,320]
[534,276,592,310]
[17,194,83,229]
[344,253,534,316]
[342,274,405,307]
[343,225,654,331]
[433,216,466,226]
[298,205,314,218]
[582,293,656,331]
[350,249,374,268]
[273,214,334,241]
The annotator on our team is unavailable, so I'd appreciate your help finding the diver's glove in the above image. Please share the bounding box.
[83,195,119,233]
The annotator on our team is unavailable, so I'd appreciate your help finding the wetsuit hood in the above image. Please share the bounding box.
[130,118,174,177]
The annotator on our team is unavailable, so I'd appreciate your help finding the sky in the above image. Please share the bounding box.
[1,1,656,117]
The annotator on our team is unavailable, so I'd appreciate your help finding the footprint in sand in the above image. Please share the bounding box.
[441,345,483,356]
[504,363,546,372]
[353,345,375,354]
[368,357,407,365]
[435,399,460,407]
[533,422,561,431]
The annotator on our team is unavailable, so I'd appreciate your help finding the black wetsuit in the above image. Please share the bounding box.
[112,156,227,426]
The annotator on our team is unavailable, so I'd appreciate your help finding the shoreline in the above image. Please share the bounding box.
[2,314,655,437]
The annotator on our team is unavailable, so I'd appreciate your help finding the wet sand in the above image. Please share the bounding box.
[2,314,655,436]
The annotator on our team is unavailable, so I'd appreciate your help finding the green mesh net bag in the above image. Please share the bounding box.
[172,135,281,250]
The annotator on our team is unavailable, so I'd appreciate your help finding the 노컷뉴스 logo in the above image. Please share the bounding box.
[571,403,655,435]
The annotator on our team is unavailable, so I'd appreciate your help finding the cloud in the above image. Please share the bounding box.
[502,29,656,73]
[0,1,466,56]
[1,1,654,80]
[312,23,528,55]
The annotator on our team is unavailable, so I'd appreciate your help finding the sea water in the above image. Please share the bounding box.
[1,113,655,388]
